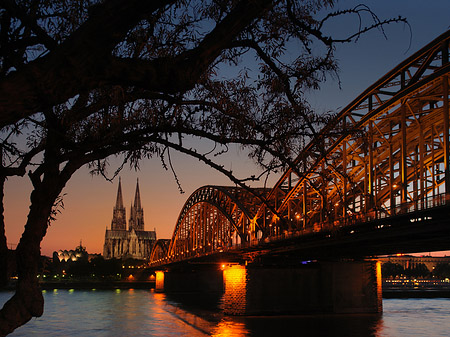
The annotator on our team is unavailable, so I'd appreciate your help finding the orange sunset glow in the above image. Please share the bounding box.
[4,145,261,256]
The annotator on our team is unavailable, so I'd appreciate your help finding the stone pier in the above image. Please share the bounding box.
[154,266,223,293]
[155,260,382,315]
[222,260,382,315]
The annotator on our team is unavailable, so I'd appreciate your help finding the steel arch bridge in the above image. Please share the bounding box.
[150,30,450,266]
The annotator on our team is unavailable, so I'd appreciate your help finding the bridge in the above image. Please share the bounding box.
[149,30,450,315]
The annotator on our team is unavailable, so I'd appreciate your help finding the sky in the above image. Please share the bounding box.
[4,0,450,257]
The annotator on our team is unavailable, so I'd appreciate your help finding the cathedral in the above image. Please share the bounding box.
[103,178,156,260]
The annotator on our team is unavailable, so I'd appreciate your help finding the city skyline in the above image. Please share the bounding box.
[4,0,450,257]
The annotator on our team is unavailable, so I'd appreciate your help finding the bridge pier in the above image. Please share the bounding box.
[155,260,382,315]
[154,266,223,293]
[222,260,382,315]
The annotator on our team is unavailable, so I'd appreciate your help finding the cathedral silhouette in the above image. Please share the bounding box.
[103,178,156,260]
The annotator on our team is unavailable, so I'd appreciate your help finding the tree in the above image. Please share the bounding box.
[382,262,405,279]
[433,263,450,279]
[0,0,405,334]
[405,263,431,279]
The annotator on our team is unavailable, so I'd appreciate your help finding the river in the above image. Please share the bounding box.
[1,289,449,336]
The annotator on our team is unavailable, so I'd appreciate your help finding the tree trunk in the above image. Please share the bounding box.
[0,168,71,336]
[0,176,8,288]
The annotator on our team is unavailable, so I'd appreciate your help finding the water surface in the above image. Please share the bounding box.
[1,290,449,336]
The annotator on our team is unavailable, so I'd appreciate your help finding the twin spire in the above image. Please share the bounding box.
[111,178,144,231]
[115,177,124,209]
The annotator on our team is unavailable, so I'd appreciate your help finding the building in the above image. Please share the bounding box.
[54,241,89,262]
[103,178,156,260]
[378,255,450,272]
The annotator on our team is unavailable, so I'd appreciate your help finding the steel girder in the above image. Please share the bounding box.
[150,30,450,267]
[163,185,264,263]
[149,239,171,264]
[255,30,450,238]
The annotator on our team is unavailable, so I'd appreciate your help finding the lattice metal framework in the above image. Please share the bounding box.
[255,30,450,238]
[162,186,265,262]
[149,239,171,264]
[150,31,450,266]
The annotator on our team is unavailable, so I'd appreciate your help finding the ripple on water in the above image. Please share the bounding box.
[1,290,450,336]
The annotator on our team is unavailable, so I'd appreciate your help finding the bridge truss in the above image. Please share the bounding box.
[150,30,450,266]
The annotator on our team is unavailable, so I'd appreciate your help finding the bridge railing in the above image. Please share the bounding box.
[248,193,449,247]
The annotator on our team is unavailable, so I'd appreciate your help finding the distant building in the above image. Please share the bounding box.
[103,178,156,260]
[54,241,89,262]
[378,255,450,272]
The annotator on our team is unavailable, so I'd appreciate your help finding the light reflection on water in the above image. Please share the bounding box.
[1,290,450,336]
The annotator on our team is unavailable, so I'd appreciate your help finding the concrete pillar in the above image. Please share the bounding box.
[222,260,382,315]
[155,271,165,292]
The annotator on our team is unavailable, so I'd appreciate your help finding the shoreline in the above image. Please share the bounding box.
[383,289,450,298]
[3,281,450,299]
[2,280,156,291]
[40,280,156,290]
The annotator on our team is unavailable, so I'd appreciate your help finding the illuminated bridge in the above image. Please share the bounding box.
[149,31,450,315]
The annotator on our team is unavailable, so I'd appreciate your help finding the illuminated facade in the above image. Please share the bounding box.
[379,255,450,272]
[103,178,156,260]
[55,241,89,262]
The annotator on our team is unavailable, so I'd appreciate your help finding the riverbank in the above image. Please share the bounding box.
[383,289,450,298]
[3,279,155,290]
[383,279,450,298]
[42,280,156,290]
[4,278,450,298]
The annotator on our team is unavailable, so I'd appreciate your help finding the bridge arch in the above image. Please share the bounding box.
[149,239,171,264]
[166,185,263,261]
[255,30,450,237]
[149,30,450,268]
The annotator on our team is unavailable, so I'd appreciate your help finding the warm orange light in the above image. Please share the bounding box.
[155,271,165,292]
[223,265,247,315]
[376,261,383,311]
[128,274,134,280]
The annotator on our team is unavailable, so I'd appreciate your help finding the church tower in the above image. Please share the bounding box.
[104,178,156,260]
[129,178,144,231]
[111,177,126,230]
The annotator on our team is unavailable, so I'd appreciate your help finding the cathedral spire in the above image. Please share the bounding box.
[111,177,126,231]
[115,177,124,210]
[129,178,144,231]
[134,178,142,209]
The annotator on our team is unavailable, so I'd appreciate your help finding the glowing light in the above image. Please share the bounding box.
[376,260,383,310]
[155,271,165,292]
[223,265,247,315]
